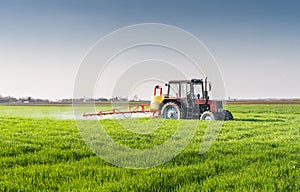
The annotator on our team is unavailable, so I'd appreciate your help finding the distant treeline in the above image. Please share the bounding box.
[0,96,49,103]
[0,95,147,103]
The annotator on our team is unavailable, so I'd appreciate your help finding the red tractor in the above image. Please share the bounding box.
[83,77,233,120]
[151,78,233,120]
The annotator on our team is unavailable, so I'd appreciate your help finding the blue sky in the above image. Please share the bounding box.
[0,0,299,99]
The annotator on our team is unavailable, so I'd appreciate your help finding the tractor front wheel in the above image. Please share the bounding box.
[161,102,181,119]
[224,110,233,121]
[200,111,215,121]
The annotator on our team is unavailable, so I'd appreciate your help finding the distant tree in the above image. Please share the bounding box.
[133,94,138,101]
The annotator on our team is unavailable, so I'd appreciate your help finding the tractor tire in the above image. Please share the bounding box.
[161,102,181,119]
[224,110,233,121]
[200,111,215,121]
[213,112,223,120]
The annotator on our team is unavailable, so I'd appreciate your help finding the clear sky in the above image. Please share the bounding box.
[0,0,299,100]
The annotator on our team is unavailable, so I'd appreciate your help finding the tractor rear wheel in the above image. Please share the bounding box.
[161,102,181,119]
[200,111,215,121]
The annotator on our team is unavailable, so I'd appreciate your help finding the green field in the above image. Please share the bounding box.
[0,104,299,191]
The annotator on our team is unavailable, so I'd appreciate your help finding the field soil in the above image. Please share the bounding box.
[1,99,300,106]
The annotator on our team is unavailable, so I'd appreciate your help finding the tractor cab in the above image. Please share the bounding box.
[152,78,233,120]
[167,78,210,101]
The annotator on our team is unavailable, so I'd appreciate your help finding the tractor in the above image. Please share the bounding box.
[151,78,233,120]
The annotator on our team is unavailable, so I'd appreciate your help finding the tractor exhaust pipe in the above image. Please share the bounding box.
[204,77,209,102]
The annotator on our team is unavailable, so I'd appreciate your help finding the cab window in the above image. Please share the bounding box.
[169,83,179,98]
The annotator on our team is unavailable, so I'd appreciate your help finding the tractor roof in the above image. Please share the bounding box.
[168,79,203,84]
